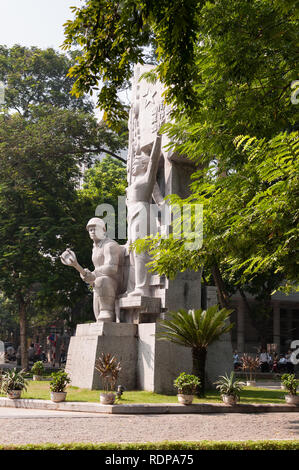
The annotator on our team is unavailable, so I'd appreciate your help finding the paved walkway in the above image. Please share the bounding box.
[0,408,298,445]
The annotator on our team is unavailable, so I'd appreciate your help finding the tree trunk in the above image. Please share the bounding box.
[192,346,207,397]
[18,294,28,370]
[211,263,231,309]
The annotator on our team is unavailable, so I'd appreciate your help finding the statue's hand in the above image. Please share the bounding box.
[80,269,95,285]
[60,249,78,267]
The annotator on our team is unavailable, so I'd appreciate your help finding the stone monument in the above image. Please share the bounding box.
[63,64,233,392]
[0,340,4,365]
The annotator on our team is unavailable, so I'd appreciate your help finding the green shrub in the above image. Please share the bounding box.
[173,372,200,395]
[0,440,298,450]
[281,374,298,395]
[49,370,70,393]
[31,361,45,376]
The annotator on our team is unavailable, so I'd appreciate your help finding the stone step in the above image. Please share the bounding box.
[0,397,298,414]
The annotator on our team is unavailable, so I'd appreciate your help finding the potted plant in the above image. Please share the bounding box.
[1,368,28,399]
[49,370,71,402]
[31,361,45,381]
[281,373,288,390]
[281,373,299,405]
[173,372,200,405]
[95,353,121,405]
[214,371,243,405]
[241,354,259,386]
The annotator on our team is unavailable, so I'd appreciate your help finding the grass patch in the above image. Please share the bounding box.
[0,381,289,404]
[0,440,298,450]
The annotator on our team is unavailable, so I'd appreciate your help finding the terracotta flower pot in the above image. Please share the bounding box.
[100,392,116,405]
[222,394,238,405]
[7,390,22,399]
[50,391,67,403]
[285,394,299,405]
[177,394,194,405]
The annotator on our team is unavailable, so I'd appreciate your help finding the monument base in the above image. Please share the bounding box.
[66,321,233,393]
[65,322,138,390]
[137,323,233,393]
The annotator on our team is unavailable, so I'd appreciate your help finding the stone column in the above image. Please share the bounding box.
[237,299,245,354]
[206,286,218,308]
[273,302,280,355]
[0,340,4,365]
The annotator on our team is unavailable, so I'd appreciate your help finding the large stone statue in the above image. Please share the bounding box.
[126,134,162,297]
[61,217,122,322]
[64,64,232,394]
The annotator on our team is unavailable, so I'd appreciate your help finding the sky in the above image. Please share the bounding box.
[0,0,82,50]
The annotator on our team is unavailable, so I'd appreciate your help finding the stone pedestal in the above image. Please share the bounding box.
[137,323,233,394]
[116,296,161,324]
[65,322,138,390]
[66,318,233,393]
[66,320,233,393]
[0,341,4,365]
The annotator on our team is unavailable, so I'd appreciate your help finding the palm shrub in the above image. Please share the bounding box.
[95,353,121,393]
[214,372,243,399]
[241,354,260,382]
[1,368,28,393]
[157,305,233,397]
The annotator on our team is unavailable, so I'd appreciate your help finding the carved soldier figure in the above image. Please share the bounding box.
[61,218,122,322]
[126,134,162,297]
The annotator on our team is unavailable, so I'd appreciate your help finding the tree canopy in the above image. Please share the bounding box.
[63,0,299,306]
[80,155,127,208]
[63,0,298,126]
[0,45,93,116]
[0,46,128,367]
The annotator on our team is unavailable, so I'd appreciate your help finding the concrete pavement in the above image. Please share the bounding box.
[0,408,298,444]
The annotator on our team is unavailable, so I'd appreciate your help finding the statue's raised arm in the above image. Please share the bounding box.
[144,134,162,198]
[60,248,95,285]
[125,133,162,297]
